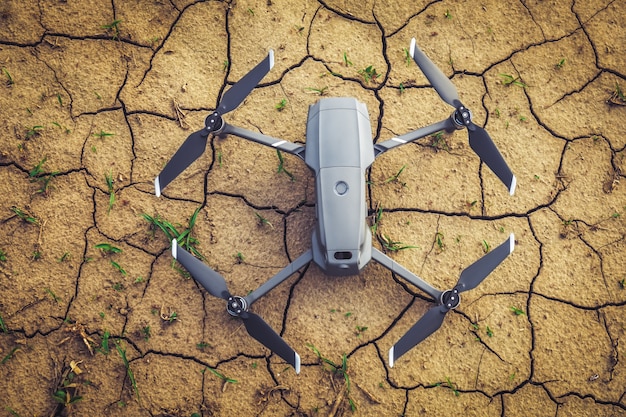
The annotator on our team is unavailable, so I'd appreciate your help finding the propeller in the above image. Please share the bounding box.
[171,239,300,373]
[409,38,517,196]
[155,50,275,196]
[389,233,515,367]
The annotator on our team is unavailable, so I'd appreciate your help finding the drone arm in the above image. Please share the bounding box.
[374,118,456,158]
[220,123,306,161]
[371,248,442,300]
[244,250,313,306]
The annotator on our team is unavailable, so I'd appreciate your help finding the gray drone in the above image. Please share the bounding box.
[155,39,516,373]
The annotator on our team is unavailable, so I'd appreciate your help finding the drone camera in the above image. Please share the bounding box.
[333,251,353,261]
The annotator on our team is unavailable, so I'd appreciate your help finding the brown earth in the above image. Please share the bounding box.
[0,0,625,416]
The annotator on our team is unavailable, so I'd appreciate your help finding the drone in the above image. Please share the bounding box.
[154,39,516,374]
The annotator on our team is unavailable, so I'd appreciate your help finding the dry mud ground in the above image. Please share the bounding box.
[0,0,625,416]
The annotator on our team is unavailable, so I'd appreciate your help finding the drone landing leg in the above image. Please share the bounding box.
[244,250,313,306]
[371,248,442,300]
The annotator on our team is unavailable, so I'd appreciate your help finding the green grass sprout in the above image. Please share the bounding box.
[93,130,115,139]
[205,366,237,384]
[276,150,295,181]
[342,51,353,67]
[104,170,115,213]
[403,47,411,66]
[275,98,287,111]
[305,86,328,96]
[2,67,14,85]
[445,376,460,396]
[11,206,39,225]
[142,208,204,259]
[358,65,380,84]
[254,212,274,228]
[379,234,418,252]
[110,260,127,276]
[25,125,44,139]
[2,347,20,364]
[510,306,525,316]
[0,313,8,333]
[98,331,110,355]
[370,205,383,235]
[307,344,355,410]
[4,407,20,417]
[44,287,59,303]
[101,19,122,40]
[384,164,407,186]
[498,73,527,88]
[115,342,139,401]
[95,243,122,254]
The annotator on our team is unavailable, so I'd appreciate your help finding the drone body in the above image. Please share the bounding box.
[306,97,374,275]
[154,39,517,374]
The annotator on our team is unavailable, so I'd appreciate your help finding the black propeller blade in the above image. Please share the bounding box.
[242,311,301,373]
[389,234,514,367]
[155,50,275,196]
[389,304,447,368]
[155,130,208,198]
[409,38,516,195]
[409,38,460,107]
[456,232,515,292]
[218,50,275,114]
[171,240,300,373]
[171,239,230,299]
[467,125,516,196]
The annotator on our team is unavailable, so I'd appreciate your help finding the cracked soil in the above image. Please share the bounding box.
[0,0,625,416]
